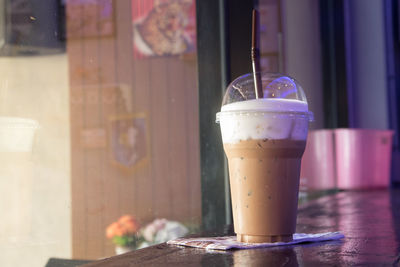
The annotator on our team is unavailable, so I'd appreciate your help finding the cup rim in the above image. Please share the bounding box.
[216,110,314,123]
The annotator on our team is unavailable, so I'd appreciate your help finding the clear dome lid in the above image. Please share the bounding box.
[216,72,313,123]
[222,72,308,107]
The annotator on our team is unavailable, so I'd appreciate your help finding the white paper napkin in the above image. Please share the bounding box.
[167,232,344,251]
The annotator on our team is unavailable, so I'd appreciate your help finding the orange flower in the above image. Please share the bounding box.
[118,215,134,224]
[106,215,139,239]
[106,222,120,239]
[123,220,138,234]
[113,223,127,237]
[118,215,139,233]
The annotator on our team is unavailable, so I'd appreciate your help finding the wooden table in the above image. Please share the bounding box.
[83,189,400,266]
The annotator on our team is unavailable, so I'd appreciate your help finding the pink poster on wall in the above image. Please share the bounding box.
[132,0,196,58]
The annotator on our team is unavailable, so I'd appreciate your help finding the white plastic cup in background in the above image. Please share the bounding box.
[0,117,39,152]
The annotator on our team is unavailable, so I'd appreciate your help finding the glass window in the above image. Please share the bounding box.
[1,0,200,264]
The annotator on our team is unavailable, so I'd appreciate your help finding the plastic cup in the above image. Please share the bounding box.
[216,73,313,243]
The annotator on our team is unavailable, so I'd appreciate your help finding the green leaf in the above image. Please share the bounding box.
[112,234,144,247]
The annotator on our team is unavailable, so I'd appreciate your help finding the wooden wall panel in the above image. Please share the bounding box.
[132,60,154,222]
[101,2,126,258]
[67,0,87,258]
[167,59,189,220]
[183,60,202,223]
[67,0,201,259]
[148,59,172,219]
[82,3,104,257]
[97,23,118,260]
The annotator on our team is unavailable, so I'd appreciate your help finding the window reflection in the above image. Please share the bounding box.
[1,0,200,265]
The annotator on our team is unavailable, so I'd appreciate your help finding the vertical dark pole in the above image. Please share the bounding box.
[196,0,228,232]
[197,0,256,231]
[224,0,255,230]
[228,0,254,79]
[385,0,400,186]
[319,0,349,128]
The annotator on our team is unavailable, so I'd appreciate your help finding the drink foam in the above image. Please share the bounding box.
[218,98,310,143]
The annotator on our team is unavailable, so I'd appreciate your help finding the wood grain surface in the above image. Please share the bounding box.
[82,189,400,266]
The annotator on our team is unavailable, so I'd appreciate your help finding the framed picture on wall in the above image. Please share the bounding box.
[132,0,196,58]
[66,0,114,39]
[109,113,150,173]
[0,0,66,56]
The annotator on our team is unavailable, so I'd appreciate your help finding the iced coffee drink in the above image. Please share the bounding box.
[217,73,312,243]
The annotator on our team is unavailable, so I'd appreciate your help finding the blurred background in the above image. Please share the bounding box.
[0,0,399,266]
